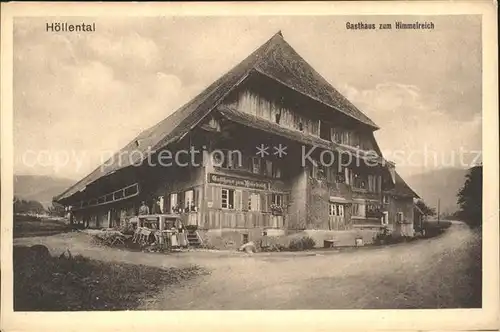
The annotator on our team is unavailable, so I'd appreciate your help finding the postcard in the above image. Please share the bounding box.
[1,2,498,331]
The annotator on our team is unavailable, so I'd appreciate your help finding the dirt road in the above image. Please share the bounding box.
[14,221,481,309]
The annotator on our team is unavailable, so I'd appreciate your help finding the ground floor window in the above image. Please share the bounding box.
[169,193,178,212]
[352,202,366,217]
[366,203,381,218]
[184,190,194,209]
[329,203,345,217]
[396,212,404,223]
[221,188,235,209]
[382,211,389,225]
[271,193,283,206]
[248,193,261,211]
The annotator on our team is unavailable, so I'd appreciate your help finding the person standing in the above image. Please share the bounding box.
[139,201,150,215]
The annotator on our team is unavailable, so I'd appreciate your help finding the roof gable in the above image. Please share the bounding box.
[254,34,378,129]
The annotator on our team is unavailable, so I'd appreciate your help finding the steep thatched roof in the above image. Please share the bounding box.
[56,31,378,203]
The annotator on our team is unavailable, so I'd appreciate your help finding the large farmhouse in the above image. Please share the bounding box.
[55,31,419,246]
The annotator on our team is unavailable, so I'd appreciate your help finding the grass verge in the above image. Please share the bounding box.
[14,246,208,311]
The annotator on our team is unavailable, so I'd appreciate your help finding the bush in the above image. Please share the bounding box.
[288,236,316,251]
[261,243,287,252]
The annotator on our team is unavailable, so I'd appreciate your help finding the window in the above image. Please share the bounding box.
[383,195,389,204]
[251,157,261,174]
[169,193,178,212]
[367,175,378,192]
[366,204,381,218]
[342,131,351,145]
[332,128,342,144]
[328,165,345,183]
[158,196,165,213]
[271,193,283,206]
[353,172,367,190]
[352,202,366,217]
[329,203,335,216]
[248,193,261,211]
[329,203,345,217]
[213,150,242,169]
[396,212,404,223]
[265,160,273,177]
[337,204,344,217]
[331,128,354,146]
[272,164,282,179]
[382,211,389,225]
[275,111,281,124]
[184,190,194,209]
[221,188,234,209]
[320,121,331,140]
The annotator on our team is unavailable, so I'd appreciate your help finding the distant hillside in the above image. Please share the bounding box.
[14,175,75,208]
[405,168,469,215]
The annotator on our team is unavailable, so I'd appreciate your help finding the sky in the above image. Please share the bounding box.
[13,15,482,180]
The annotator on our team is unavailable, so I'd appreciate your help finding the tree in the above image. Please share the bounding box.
[415,199,436,216]
[13,196,46,214]
[457,164,482,228]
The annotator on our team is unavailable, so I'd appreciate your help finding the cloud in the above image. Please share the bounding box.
[339,82,482,176]
[13,22,196,179]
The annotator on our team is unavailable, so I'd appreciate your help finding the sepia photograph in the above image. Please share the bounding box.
[1,2,498,332]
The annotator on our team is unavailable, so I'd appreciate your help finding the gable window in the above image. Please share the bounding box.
[331,127,342,144]
[320,121,331,140]
[331,128,353,146]
[221,188,235,209]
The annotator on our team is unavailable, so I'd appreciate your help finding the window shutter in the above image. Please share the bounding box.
[242,190,249,211]
[359,203,366,217]
[262,193,269,212]
[266,160,273,177]
[234,190,243,211]
[212,186,221,209]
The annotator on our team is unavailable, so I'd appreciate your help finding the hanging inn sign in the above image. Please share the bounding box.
[208,173,269,190]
